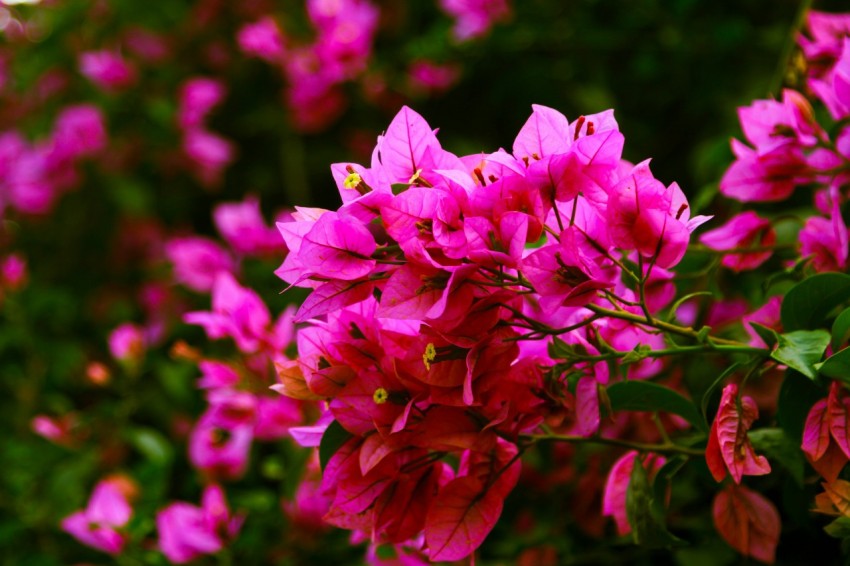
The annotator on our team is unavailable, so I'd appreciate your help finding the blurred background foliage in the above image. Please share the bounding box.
[0,0,842,564]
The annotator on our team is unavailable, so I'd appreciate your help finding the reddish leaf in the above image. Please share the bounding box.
[424,476,504,562]
[828,382,850,459]
[823,479,850,517]
[706,383,771,483]
[802,398,830,461]
[808,441,849,483]
[713,484,780,564]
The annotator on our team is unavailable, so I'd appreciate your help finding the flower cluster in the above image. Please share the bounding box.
[274,104,714,560]
[0,104,105,216]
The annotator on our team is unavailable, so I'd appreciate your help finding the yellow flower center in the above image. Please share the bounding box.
[343,172,362,190]
[373,387,389,405]
[423,342,436,371]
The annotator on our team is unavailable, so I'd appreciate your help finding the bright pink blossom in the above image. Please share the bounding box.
[178,78,226,130]
[108,323,146,363]
[183,128,234,187]
[78,50,136,91]
[61,479,133,555]
[157,485,243,564]
[439,0,511,41]
[52,104,107,159]
[213,196,285,256]
[800,185,849,272]
[165,236,235,293]
[237,17,286,62]
[699,211,776,271]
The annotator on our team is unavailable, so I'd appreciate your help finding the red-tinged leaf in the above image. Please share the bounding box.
[709,383,771,484]
[713,484,780,564]
[807,441,849,483]
[294,279,373,322]
[814,490,841,516]
[706,411,728,482]
[828,382,850,459]
[823,480,850,517]
[575,376,600,437]
[424,476,504,562]
[802,398,830,461]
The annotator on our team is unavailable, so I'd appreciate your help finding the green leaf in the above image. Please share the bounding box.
[621,344,652,365]
[319,420,353,471]
[747,428,804,486]
[391,183,412,195]
[832,307,850,351]
[749,322,779,349]
[548,337,587,360]
[825,516,850,539]
[819,348,850,387]
[781,273,850,331]
[651,456,688,507]
[125,428,173,465]
[777,370,826,443]
[770,329,830,380]
[626,456,686,548]
[607,381,708,433]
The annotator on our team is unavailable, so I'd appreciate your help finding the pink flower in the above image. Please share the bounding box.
[407,60,460,95]
[699,211,776,271]
[213,196,284,256]
[78,50,136,91]
[108,323,146,363]
[31,413,76,446]
[439,0,511,41]
[237,17,286,62]
[0,253,27,290]
[61,479,134,555]
[189,411,254,481]
[52,104,107,160]
[800,184,849,272]
[177,78,226,131]
[183,128,234,187]
[165,236,235,293]
[157,485,243,564]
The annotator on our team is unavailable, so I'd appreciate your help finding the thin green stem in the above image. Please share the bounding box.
[526,433,704,457]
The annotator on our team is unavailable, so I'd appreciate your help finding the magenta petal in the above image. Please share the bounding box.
[294,279,374,323]
[299,213,377,281]
[513,104,571,161]
[377,106,441,182]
